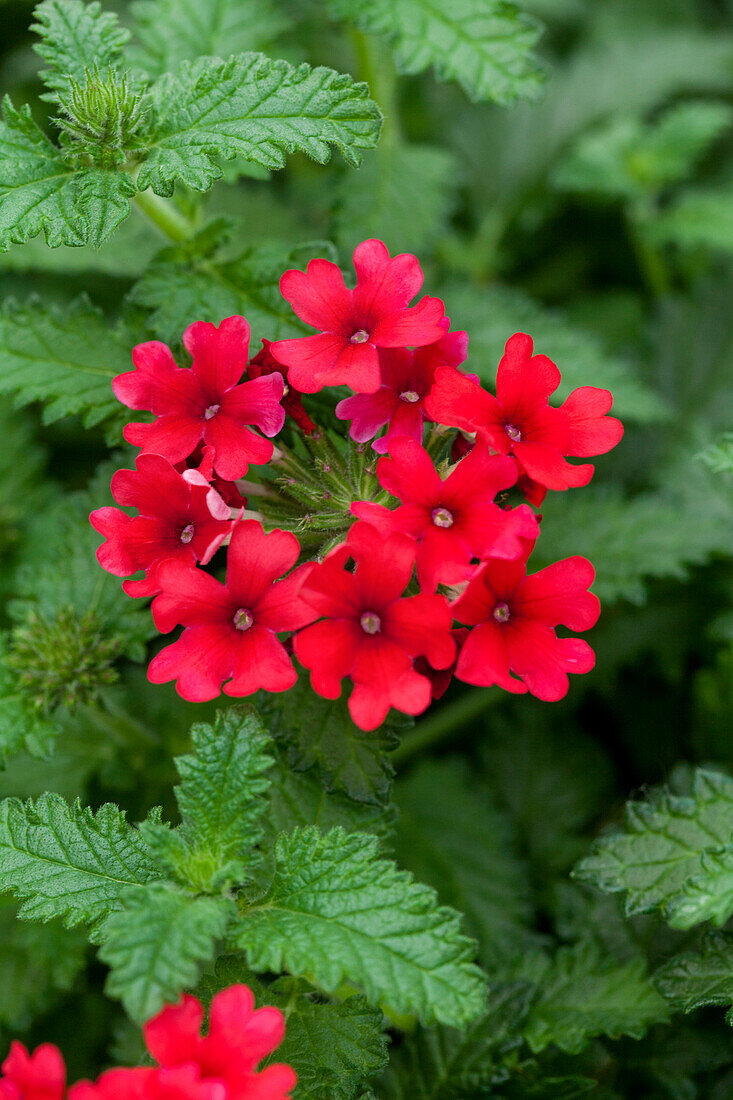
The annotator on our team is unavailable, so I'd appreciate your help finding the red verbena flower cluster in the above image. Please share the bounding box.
[91,238,623,731]
[0,986,295,1100]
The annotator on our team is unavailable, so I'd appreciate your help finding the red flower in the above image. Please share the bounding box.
[90,455,232,598]
[425,332,624,493]
[178,444,248,510]
[69,1067,222,1100]
[248,340,316,435]
[113,316,285,481]
[335,324,468,452]
[0,1043,65,1100]
[293,522,455,730]
[351,437,539,592]
[452,554,600,700]
[414,627,470,700]
[270,240,446,395]
[148,520,314,701]
[143,987,296,1100]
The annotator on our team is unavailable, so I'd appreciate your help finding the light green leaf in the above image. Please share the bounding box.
[100,882,234,1022]
[394,759,534,966]
[0,296,129,429]
[328,0,544,106]
[445,281,666,422]
[651,185,733,254]
[333,143,456,257]
[0,793,160,927]
[32,0,130,99]
[575,769,733,928]
[380,982,533,1098]
[655,932,733,1023]
[0,101,134,251]
[513,942,669,1054]
[236,826,486,1027]
[137,54,381,196]
[698,434,733,475]
[129,0,287,78]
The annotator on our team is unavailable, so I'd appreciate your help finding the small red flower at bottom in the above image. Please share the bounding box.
[143,986,296,1100]
[0,1043,65,1100]
[294,522,455,730]
[452,554,600,700]
[148,521,315,701]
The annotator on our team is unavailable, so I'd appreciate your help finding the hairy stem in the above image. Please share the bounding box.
[134,189,195,242]
[391,688,492,766]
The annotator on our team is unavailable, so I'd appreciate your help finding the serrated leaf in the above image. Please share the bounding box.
[393,759,534,967]
[0,101,134,251]
[333,143,456,257]
[129,0,287,79]
[0,296,130,429]
[274,985,388,1100]
[137,54,381,196]
[553,102,733,199]
[445,281,666,423]
[513,942,669,1054]
[129,239,326,349]
[328,0,544,106]
[258,681,399,805]
[655,932,733,1022]
[380,982,533,1099]
[171,707,273,882]
[32,0,129,99]
[236,826,486,1027]
[100,882,234,1022]
[0,793,160,927]
[575,769,733,928]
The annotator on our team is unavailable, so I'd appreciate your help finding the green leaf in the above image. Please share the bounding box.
[258,680,399,805]
[655,932,733,1023]
[0,296,129,429]
[393,759,534,967]
[32,0,130,99]
[100,882,234,1022]
[651,185,733,254]
[380,982,533,1098]
[333,143,456,257]
[444,282,667,423]
[0,901,88,1030]
[553,102,733,199]
[698,434,733,475]
[274,983,388,1100]
[0,793,160,927]
[130,239,326,349]
[0,100,134,251]
[513,942,669,1054]
[327,0,544,106]
[137,54,381,196]
[129,0,287,79]
[0,632,61,764]
[236,826,486,1027]
[575,768,733,928]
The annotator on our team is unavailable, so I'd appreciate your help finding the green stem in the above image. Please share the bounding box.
[350,28,401,151]
[134,189,195,243]
[391,688,492,766]
[629,199,671,297]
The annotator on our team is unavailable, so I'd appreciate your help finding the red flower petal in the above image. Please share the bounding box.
[183,315,250,395]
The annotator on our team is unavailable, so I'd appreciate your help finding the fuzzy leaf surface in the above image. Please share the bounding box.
[0,296,129,428]
[100,883,234,1022]
[32,0,130,98]
[0,102,134,251]
[327,0,544,106]
[0,794,159,927]
[513,942,669,1054]
[129,0,287,78]
[236,826,486,1026]
[655,932,733,1022]
[575,769,733,927]
[137,55,381,195]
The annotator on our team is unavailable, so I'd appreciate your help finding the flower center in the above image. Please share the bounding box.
[493,602,511,623]
[179,523,195,544]
[233,608,254,631]
[504,422,522,442]
[204,403,220,420]
[399,389,420,403]
[350,329,370,344]
[360,610,381,635]
[431,507,454,528]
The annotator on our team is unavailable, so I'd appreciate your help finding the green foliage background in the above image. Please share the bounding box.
[0,0,732,1095]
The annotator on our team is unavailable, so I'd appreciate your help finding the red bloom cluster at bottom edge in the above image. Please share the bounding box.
[0,987,295,1100]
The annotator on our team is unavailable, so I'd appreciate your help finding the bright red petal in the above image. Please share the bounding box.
[148,624,238,702]
[561,386,624,457]
[455,621,526,693]
[226,521,300,608]
[495,333,561,415]
[203,416,274,480]
[144,995,204,1067]
[280,259,352,332]
[183,315,250,396]
[512,440,594,490]
[124,416,203,465]
[516,557,600,630]
[224,627,297,696]
[293,620,360,699]
[151,561,232,633]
